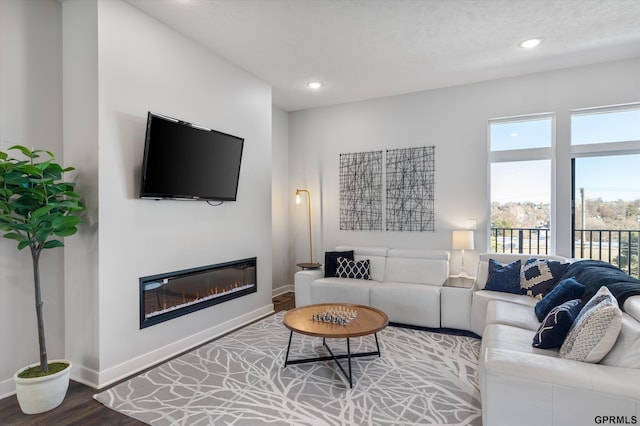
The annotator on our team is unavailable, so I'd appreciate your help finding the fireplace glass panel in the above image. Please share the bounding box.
[140,257,257,328]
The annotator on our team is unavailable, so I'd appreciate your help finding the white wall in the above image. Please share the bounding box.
[272,106,294,294]
[0,0,65,398]
[289,57,640,275]
[63,0,272,388]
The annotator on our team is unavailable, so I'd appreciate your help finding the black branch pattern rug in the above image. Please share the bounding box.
[94,312,481,425]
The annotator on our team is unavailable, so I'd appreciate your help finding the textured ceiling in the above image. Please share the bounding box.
[125,0,640,111]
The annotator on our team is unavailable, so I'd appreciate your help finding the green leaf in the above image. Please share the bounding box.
[17,240,33,250]
[21,164,42,177]
[43,240,64,249]
[60,191,81,199]
[0,201,10,214]
[54,227,78,237]
[50,200,82,209]
[35,226,54,242]
[8,145,34,158]
[32,205,54,219]
[52,215,80,229]
[3,232,26,242]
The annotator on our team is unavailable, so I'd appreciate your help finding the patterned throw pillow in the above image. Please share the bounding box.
[534,277,586,322]
[484,259,522,294]
[533,299,583,349]
[520,258,570,300]
[336,257,371,280]
[324,250,354,277]
[559,286,622,363]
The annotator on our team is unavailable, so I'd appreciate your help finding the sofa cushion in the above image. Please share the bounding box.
[383,249,450,286]
[624,295,640,322]
[533,299,583,349]
[520,257,569,300]
[559,286,623,363]
[600,313,640,369]
[481,323,559,362]
[534,277,586,322]
[324,250,354,277]
[484,259,522,294]
[370,282,441,328]
[486,300,540,331]
[470,290,537,336]
[336,257,370,280]
[310,277,377,305]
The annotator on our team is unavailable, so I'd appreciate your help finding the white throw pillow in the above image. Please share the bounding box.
[559,286,622,363]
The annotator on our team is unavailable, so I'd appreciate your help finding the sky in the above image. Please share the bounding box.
[491,108,640,203]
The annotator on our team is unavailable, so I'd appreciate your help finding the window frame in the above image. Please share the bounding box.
[570,102,640,259]
[488,112,557,254]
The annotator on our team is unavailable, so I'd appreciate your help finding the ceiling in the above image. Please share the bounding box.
[125,0,640,112]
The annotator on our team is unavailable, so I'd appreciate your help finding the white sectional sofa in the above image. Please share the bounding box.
[473,253,640,426]
[295,247,640,426]
[294,246,453,328]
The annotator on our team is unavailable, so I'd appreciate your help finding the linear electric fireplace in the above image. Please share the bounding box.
[139,257,257,328]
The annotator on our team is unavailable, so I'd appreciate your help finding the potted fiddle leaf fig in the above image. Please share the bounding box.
[0,145,85,414]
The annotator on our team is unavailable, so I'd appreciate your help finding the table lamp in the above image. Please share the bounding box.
[452,230,474,277]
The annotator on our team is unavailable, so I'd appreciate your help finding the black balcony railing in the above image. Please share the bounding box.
[490,227,550,255]
[490,227,640,278]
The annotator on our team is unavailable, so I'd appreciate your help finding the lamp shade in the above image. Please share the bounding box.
[452,230,474,250]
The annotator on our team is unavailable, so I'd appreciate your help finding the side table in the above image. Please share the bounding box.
[441,275,476,330]
[297,262,322,269]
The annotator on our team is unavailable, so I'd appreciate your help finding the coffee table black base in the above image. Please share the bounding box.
[283,331,381,388]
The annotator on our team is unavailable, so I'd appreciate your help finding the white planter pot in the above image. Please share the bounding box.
[13,359,72,415]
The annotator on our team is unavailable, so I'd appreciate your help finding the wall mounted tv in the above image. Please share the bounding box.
[139,112,244,201]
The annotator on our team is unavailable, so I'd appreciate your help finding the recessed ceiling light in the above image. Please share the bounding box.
[520,38,541,49]
[307,81,323,90]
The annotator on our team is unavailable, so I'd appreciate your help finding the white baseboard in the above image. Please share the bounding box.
[0,376,15,400]
[73,304,274,390]
[272,284,294,297]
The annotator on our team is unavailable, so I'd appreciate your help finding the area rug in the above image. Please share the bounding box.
[94,313,481,425]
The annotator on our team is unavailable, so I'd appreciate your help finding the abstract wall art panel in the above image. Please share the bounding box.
[339,151,383,230]
[386,146,435,231]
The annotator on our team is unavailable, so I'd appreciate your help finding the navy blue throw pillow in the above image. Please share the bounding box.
[533,299,583,349]
[521,258,570,300]
[324,250,354,277]
[484,259,522,294]
[534,277,586,322]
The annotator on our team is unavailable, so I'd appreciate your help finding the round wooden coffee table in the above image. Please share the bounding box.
[283,303,388,388]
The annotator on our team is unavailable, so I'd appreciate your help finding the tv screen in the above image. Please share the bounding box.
[139,112,244,201]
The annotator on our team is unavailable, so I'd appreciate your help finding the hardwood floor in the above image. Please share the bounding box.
[0,293,295,425]
[0,379,145,426]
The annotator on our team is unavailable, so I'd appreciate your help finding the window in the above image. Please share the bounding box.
[490,117,553,151]
[489,114,554,254]
[572,108,640,145]
[571,104,640,277]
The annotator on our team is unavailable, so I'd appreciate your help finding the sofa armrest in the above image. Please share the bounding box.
[294,269,325,307]
[482,348,640,426]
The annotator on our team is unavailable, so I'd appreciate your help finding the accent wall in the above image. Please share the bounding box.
[288,57,640,276]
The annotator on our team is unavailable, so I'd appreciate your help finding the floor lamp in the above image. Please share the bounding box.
[296,189,321,269]
[452,230,474,278]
